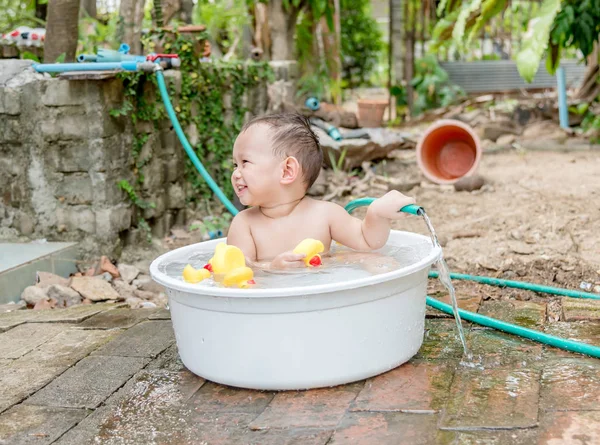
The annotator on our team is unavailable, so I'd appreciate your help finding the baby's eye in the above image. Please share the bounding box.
[233,162,238,168]
[242,160,249,164]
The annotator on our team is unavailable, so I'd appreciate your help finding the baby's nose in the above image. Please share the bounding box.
[232,169,242,179]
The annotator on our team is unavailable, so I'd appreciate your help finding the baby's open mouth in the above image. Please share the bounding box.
[236,185,247,194]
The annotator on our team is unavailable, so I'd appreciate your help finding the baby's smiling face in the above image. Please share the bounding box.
[231,124,284,207]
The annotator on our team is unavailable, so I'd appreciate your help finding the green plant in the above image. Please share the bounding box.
[78,14,120,55]
[328,147,348,173]
[193,0,250,57]
[570,101,600,143]
[117,179,156,209]
[0,0,45,34]
[405,55,466,115]
[340,0,384,88]
[112,29,272,240]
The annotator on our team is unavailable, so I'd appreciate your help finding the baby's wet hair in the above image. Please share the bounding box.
[241,113,323,189]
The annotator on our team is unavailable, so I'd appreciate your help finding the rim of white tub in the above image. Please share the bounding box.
[150,230,442,298]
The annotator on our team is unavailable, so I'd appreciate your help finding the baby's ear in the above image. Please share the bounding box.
[281,156,301,185]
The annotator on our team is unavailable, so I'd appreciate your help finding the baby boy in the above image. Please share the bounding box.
[227,113,415,269]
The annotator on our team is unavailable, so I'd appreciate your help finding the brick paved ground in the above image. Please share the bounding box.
[0,296,599,444]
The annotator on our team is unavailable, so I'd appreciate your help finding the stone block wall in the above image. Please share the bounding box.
[0,60,297,258]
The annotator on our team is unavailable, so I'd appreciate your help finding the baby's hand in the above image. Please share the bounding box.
[370,190,416,220]
[270,251,307,269]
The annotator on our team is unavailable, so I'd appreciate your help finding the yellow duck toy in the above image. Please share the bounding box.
[293,239,325,267]
[182,264,211,284]
[206,242,255,288]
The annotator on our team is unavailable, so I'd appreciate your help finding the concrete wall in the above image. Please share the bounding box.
[0,60,296,258]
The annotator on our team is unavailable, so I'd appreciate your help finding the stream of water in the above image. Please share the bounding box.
[421,211,472,359]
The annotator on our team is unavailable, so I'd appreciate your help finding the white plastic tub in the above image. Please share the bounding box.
[150,230,441,390]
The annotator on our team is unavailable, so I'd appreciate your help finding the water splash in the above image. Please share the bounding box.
[421,211,471,359]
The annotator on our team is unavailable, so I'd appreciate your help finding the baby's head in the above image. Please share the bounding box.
[232,113,323,207]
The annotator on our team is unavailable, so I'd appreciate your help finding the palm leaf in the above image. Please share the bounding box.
[466,0,506,44]
[453,0,483,43]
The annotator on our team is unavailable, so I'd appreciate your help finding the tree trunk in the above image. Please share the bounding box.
[180,0,194,23]
[320,12,342,104]
[119,0,145,54]
[390,0,404,86]
[44,0,80,63]
[252,2,271,59]
[79,0,96,18]
[575,40,599,102]
[268,0,302,60]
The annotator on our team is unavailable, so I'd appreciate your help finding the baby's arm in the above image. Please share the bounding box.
[226,211,257,261]
[328,191,415,250]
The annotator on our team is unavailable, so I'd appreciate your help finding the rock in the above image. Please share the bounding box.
[21,286,49,306]
[134,289,158,301]
[70,276,120,302]
[521,121,567,142]
[133,275,165,294]
[497,134,517,146]
[0,301,26,312]
[454,175,485,192]
[36,271,70,288]
[476,122,520,142]
[125,296,143,309]
[100,272,113,283]
[100,256,120,278]
[33,297,58,310]
[117,263,140,285]
[46,284,82,307]
[112,279,136,300]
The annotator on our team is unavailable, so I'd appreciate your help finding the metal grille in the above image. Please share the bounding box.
[440,60,586,93]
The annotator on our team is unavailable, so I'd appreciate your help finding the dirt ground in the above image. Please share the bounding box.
[351,149,600,307]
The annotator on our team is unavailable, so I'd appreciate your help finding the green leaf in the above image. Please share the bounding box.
[515,0,561,83]
[431,9,460,46]
[467,0,506,44]
[437,0,449,17]
[452,0,483,44]
[20,51,40,62]
[55,53,66,63]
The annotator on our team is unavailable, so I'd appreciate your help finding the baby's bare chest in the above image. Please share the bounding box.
[250,214,332,260]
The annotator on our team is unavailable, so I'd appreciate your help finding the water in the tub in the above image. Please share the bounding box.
[159,240,432,289]
[421,211,471,359]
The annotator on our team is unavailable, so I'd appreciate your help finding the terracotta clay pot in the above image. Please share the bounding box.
[416,119,482,184]
[357,99,388,128]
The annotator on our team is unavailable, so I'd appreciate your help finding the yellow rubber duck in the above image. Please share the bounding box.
[222,266,255,288]
[293,238,325,267]
[182,264,211,283]
[202,242,256,288]
[207,242,246,274]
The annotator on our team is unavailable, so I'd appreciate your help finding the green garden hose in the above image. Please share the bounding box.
[428,270,600,300]
[155,70,240,216]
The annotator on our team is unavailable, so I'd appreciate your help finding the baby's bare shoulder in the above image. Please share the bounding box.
[230,207,260,227]
[304,198,346,216]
